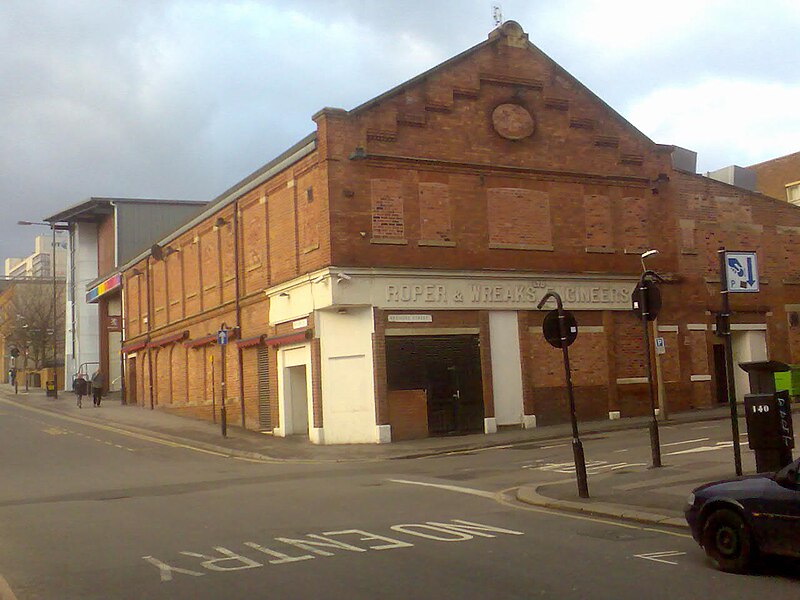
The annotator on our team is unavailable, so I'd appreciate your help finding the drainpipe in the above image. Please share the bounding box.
[233,201,245,428]
[146,256,154,409]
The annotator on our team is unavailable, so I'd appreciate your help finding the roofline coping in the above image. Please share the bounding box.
[116,132,317,274]
[43,197,207,224]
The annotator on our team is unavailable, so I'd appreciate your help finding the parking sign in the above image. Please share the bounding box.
[725,251,759,293]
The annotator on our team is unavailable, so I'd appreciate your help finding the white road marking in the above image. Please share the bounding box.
[665,442,732,456]
[144,519,523,582]
[540,444,567,449]
[613,449,629,453]
[530,460,646,475]
[634,550,686,565]
[662,438,709,447]
[388,479,497,499]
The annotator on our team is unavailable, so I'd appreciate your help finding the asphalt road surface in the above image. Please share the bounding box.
[1,402,798,599]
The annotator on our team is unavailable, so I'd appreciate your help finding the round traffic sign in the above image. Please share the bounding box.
[542,309,578,348]
[631,281,661,322]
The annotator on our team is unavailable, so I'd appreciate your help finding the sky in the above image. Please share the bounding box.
[2,0,799,264]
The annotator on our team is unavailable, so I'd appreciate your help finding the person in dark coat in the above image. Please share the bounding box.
[73,374,88,408]
[91,369,104,407]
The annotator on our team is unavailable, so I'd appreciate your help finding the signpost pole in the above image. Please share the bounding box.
[719,247,743,476]
[537,292,589,498]
[637,278,662,468]
[218,324,228,438]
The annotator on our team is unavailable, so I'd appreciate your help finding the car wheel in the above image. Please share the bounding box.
[702,508,753,573]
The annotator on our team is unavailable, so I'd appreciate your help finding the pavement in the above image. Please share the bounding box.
[2,384,793,531]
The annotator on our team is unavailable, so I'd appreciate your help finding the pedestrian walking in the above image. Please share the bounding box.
[91,369,104,407]
[73,374,88,408]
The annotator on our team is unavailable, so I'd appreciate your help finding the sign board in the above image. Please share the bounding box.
[107,315,122,331]
[217,329,229,346]
[631,281,661,321]
[654,337,666,355]
[542,309,578,348]
[388,314,433,323]
[725,251,759,293]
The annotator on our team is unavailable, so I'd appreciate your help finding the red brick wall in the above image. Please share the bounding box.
[419,183,452,242]
[97,214,115,275]
[749,151,800,200]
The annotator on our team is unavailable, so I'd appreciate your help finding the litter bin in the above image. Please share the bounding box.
[45,380,56,397]
[739,361,795,472]
[774,364,800,400]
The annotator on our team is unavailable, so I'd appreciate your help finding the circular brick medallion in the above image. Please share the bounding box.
[492,103,535,140]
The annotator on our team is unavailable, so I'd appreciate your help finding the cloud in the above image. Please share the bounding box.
[1,0,799,263]
[626,78,800,171]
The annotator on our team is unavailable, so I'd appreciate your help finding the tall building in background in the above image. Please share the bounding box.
[4,235,68,279]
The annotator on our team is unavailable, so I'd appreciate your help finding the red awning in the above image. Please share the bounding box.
[184,334,217,349]
[147,330,188,348]
[121,339,148,354]
[263,330,311,347]
[236,334,265,349]
[184,329,240,349]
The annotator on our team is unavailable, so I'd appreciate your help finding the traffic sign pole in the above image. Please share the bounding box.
[218,323,229,438]
[537,291,589,498]
[637,274,662,468]
[718,247,743,476]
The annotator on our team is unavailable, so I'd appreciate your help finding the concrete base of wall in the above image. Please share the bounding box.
[608,411,621,420]
[523,414,537,429]
[376,424,392,444]
[310,427,324,444]
[484,417,497,434]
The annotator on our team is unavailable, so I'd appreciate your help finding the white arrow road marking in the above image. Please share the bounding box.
[634,550,686,565]
[662,437,709,447]
[666,442,733,456]
[388,479,498,499]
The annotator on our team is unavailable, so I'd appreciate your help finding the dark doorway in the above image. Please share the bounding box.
[386,335,483,435]
[127,357,137,405]
[713,344,728,404]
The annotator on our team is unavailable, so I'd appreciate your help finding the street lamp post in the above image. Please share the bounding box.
[17,220,68,398]
[637,250,665,469]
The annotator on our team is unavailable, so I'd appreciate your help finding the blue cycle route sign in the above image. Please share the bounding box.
[217,329,229,346]
[725,251,759,293]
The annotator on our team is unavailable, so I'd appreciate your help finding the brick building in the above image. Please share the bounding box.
[119,21,800,444]
[43,198,207,393]
[747,151,800,205]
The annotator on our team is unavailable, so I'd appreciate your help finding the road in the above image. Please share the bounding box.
[0,401,798,599]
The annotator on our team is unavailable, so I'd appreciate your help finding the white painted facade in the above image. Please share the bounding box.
[266,267,638,445]
[489,311,525,427]
[65,222,100,385]
[731,326,768,403]
[317,308,382,444]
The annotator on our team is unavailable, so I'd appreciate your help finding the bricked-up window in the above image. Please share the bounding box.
[371,179,405,239]
[679,219,696,253]
[487,188,552,248]
[299,183,320,253]
[778,227,800,281]
[619,196,648,252]
[419,183,452,242]
[183,239,200,314]
[583,194,613,250]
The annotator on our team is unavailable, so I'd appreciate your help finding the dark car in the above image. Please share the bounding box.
[685,457,800,572]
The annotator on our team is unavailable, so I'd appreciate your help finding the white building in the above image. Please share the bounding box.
[4,235,68,279]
